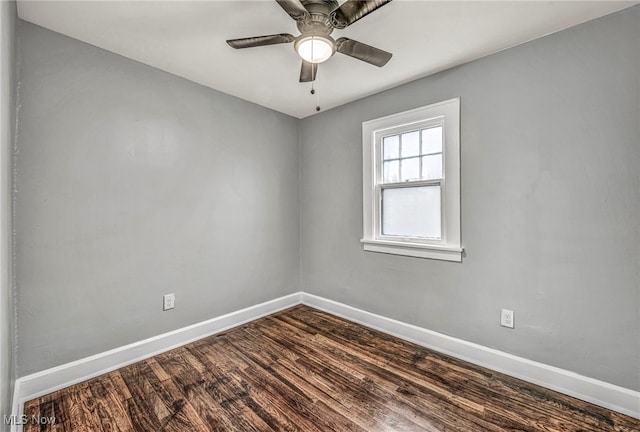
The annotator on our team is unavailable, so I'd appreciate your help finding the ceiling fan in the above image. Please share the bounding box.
[226,0,393,83]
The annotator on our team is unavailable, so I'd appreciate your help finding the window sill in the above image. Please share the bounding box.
[361,239,463,262]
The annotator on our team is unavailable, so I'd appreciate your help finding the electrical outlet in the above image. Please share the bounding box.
[501,309,514,328]
[163,293,175,311]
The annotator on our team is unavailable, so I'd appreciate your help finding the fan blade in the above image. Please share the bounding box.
[330,0,392,29]
[275,0,309,20]
[227,33,295,49]
[299,61,318,82]
[335,37,392,67]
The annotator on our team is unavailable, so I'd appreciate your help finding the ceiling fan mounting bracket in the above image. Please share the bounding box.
[300,0,339,15]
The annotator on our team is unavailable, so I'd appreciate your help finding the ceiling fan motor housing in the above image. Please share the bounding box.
[297,0,339,35]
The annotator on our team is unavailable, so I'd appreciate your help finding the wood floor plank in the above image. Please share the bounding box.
[24,305,640,431]
[119,363,165,431]
[23,391,68,432]
[88,377,134,432]
[63,386,92,432]
[156,345,269,432]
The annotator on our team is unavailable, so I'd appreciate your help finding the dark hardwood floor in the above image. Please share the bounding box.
[24,305,640,431]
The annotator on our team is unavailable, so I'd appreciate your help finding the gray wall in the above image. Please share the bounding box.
[300,6,639,391]
[1,0,16,423]
[15,21,300,375]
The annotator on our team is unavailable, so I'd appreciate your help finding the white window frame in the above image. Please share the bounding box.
[361,98,462,262]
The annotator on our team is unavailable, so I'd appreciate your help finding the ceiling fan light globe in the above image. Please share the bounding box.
[295,36,334,64]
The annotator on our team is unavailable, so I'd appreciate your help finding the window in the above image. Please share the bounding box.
[361,98,462,262]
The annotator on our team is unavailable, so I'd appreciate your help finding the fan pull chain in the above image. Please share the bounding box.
[311,75,321,112]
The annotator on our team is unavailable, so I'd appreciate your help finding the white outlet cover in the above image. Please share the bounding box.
[501,309,514,329]
[163,294,175,311]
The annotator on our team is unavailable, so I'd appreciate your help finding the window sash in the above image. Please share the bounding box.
[375,180,446,245]
[377,120,445,187]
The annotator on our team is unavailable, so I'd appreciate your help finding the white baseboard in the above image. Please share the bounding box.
[10,290,639,431]
[301,293,640,419]
[10,292,302,432]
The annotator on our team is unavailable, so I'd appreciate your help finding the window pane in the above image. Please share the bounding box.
[382,186,441,239]
[421,154,443,180]
[400,157,420,182]
[383,135,399,160]
[383,160,399,183]
[401,131,420,158]
[422,126,442,154]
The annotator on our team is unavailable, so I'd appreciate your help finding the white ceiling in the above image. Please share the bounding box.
[17,1,637,118]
